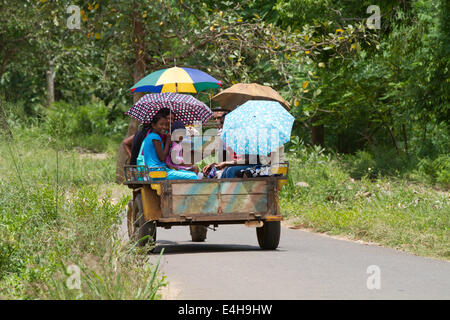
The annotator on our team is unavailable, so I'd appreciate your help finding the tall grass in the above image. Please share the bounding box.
[0,127,166,299]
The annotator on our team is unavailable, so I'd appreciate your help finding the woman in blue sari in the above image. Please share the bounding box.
[143,114,198,180]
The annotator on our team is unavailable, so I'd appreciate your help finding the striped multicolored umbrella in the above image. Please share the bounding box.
[130,66,222,93]
[125,92,213,124]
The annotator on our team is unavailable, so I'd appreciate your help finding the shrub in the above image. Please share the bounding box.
[280,149,450,260]
[40,101,127,152]
[0,179,166,299]
[0,133,165,299]
[43,102,123,135]
[417,154,450,188]
[343,146,415,179]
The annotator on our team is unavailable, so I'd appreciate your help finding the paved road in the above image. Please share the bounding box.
[135,222,449,300]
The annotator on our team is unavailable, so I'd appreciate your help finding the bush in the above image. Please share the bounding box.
[0,174,165,299]
[344,150,378,179]
[280,148,450,260]
[0,132,166,299]
[343,147,413,179]
[43,101,127,135]
[417,154,450,188]
[2,100,129,153]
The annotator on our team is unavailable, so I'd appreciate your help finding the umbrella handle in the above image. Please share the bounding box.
[170,82,178,134]
[169,105,172,133]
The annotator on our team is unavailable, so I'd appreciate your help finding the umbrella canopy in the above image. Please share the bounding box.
[212,83,290,111]
[221,100,294,155]
[130,67,222,93]
[125,92,213,124]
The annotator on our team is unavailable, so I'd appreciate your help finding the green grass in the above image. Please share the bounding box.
[0,127,166,299]
[280,151,450,260]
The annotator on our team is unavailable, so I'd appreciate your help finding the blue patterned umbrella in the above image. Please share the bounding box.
[221,100,294,155]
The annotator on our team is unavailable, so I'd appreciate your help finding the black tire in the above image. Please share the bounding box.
[132,193,157,246]
[189,225,208,242]
[256,221,280,250]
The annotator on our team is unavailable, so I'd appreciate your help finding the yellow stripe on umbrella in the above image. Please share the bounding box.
[155,67,192,85]
[131,66,222,93]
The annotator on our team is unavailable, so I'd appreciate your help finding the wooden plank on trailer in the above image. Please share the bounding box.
[220,180,268,195]
[141,185,162,221]
[272,178,281,215]
[161,181,172,218]
[172,181,219,195]
[172,195,219,215]
[158,213,259,223]
[165,176,273,184]
[220,194,268,213]
[266,178,277,216]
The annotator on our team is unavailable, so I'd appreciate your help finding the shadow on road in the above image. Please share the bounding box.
[151,240,265,255]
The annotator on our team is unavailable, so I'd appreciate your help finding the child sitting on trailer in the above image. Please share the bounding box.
[164,121,200,176]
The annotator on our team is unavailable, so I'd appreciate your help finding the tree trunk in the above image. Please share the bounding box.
[311,116,324,147]
[46,59,55,106]
[402,123,408,156]
[115,5,147,183]
[384,122,400,155]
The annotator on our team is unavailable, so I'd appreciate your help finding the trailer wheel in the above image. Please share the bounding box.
[189,225,208,242]
[132,193,157,246]
[256,221,280,250]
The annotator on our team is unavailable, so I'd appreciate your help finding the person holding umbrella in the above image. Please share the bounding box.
[122,108,175,166]
[215,100,294,178]
[123,91,215,164]
[143,113,198,180]
[122,64,220,177]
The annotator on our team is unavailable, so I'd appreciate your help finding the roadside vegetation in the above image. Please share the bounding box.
[280,141,449,260]
[0,0,448,298]
[0,106,166,299]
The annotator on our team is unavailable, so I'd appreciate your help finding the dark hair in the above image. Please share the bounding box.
[156,108,171,117]
[149,113,167,131]
[213,110,228,120]
[129,123,151,165]
[129,113,168,165]
[171,120,185,133]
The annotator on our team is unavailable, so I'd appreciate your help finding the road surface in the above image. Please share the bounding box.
[122,220,450,299]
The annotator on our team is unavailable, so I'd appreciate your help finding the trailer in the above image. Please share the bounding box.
[124,163,288,250]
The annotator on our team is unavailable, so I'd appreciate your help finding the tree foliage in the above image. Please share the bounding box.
[0,0,448,160]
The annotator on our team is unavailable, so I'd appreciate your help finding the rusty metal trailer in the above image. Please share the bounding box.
[124,164,288,250]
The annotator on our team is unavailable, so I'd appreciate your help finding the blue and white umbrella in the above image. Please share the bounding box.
[221,100,294,155]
